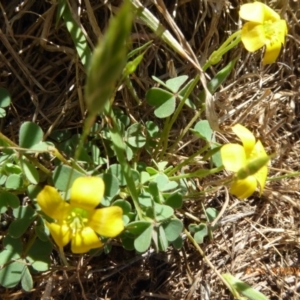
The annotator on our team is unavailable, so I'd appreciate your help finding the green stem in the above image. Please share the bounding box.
[50,147,87,175]
[153,116,171,160]
[167,143,210,176]
[202,30,242,71]
[184,229,234,294]
[0,132,52,176]
[268,171,300,182]
[158,75,200,161]
[168,166,223,181]
[167,103,205,155]
[59,246,69,267]
[103,103,144,220]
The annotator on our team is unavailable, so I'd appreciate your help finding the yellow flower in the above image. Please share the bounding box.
[239,2,287,64]
[37,177,124,253]
[221,124,269,199]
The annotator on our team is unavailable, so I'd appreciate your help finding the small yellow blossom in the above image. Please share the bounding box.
[37,177,124,253]
[221,124,269,199]
[239,2,287,64]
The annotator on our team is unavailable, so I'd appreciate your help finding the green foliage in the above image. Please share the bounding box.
[0,88,11,118]
[146,75,195,118]
[193,120,222,167]
[222,273,269,300]
[189,207,218,244]
[0,1,279,298]
[0,236,52,291]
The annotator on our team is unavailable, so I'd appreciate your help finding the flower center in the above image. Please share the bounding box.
[66,207,89,235]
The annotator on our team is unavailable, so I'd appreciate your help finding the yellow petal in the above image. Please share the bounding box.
[88,206,124,237]
[239,2,280,23]
[250,140,267,160]
[70,177,105,210]
[232,124,256,157]
[254,165,268,194]
[71,227,103,254]
[241,22,266,52]
[47,221,72,248]
[263,37,282,65]
[37,186,70,221]
[221,144,247,172]
[230,176,257,199]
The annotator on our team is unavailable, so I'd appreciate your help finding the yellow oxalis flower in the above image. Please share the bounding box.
[37,177,124,253]
[221,124,269,199]
[239,2,287,64]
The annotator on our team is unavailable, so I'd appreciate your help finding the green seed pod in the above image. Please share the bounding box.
[236,156,270,180]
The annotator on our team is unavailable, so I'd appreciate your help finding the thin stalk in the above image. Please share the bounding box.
[168,166,223,181]
[103,103,144,220]
[59,247,69,267]
[158,75,200,161]
[202,30,242,71]
[153,116,171,160]
[268,171,300,182]
[167,143,210,176]
[167,103,205,155]
[184,229,235,294]
[0,132,51,176]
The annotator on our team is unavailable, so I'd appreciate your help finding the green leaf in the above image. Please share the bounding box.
[126,123,146,148]
[126,221,153,236]
[172,236,183,249]
[222,273,269,300]
[121,235,135,250]
[19,122,43,148]
[194,120,213,141]
[21,158,39,184]
[21,266,33,291]
[138,192,153,208]
[145,121,160,138]
[155,174,178,192]
[60,1,91,68]
[0,236,22,265]
[85,0,133,114]
[146,88,176,118]
[134,223,153,253]
[166,75,188,93]
[29,141,54,151]
[27,184,42,200]
[0,108,6,118]
[107,164,139,187]
[34,216,50,242]
[101,173,120,206]
[158,226,168,251]
[5,174,23,189]
[52,165,84,191]
[206,207,218,222]
[162,219,183,242]
[154,203,173,221]
[0,192,19,214]
[0,87,11,108]
[4,163,22,174]
[148,181,161,204]
[112,199,132,214]
[0,236,24,288]
[164,192,183,209]
[9,206,36,238]
[27,238,52,272]
[140,171,150,185]
[0,260,26,288]
[199,59,237,100]
[189,223,208,244]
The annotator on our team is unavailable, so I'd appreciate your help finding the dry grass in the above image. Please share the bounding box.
[0,0,300,299]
